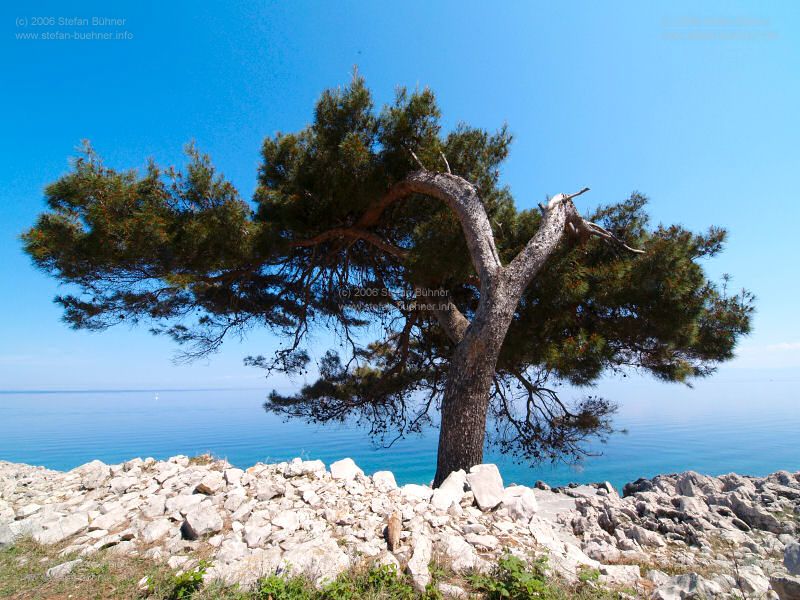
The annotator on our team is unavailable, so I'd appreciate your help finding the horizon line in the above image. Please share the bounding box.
[0,386,268,395]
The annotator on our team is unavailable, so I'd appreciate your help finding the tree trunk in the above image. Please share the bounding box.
[432,292,515,487]
[433,344,498,486]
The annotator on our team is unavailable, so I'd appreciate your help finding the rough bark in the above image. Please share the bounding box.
[433,280,518,485]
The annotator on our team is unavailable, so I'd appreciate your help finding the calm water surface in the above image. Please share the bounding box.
[1,380,797,492]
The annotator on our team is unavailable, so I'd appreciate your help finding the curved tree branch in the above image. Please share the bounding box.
[290,227,409,259]
[505,188,643,296]
[357,170,502,286]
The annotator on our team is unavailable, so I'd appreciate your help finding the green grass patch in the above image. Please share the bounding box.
[1,539,631,599]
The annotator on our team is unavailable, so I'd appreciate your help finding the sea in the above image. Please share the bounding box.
[1,376,797,492]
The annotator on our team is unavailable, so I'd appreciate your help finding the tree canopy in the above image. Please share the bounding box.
[23,76,754,473]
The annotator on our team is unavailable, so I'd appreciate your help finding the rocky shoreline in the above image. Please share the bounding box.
[1,456,798,599]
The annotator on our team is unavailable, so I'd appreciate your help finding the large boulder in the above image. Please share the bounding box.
[431,470,466,511]
[76,460,110,490]
[437,534,484,572]
[280,536,350,586]
[284,458,326,478]
[771,575,800,600]
[181,505,223,540]
[651,572,724,600]
[401,484,433,502]
[34,513,89,545]
[406,535,433,591]
[736,565,770,595]
[140,518,174,543]
[329,458,363,481]
[372,471,397,491]
[467,464,504,511]
[502,485,538,522]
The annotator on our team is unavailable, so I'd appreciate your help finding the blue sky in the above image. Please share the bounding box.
[1,0,798,392]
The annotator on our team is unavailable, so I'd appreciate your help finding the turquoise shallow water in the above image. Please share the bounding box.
[1,379,798,492]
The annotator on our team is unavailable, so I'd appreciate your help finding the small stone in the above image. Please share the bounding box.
[786,542,800,576]
[464,533,498,550]
[439,583,468,598]
[46,559,82,579]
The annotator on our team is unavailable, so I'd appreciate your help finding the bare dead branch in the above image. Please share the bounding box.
[439,151,452,174]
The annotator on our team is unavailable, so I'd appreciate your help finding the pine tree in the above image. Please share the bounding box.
[23,76,753,485]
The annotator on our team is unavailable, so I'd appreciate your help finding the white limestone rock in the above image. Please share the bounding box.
[786,541,800,576]
[280,535,350,586]
[401,484,433,502]
[77,460,111,490]
[141,518,173,543]
[272,510,300,532]
[771,575,800,600]
[46,558,82,579]
[467,464,504,511]
[372,471,397,491]
[165,494,204,516]
[181,505,223,540]
[439,583,468,598]
[195,472,225,495]
[244,523,272,548]
[223,468,244,486]
[599,564,640,586]
[405,534,433,591]
[502,485,538,522]
[437,533,484,572]
[431,470,466,511]
[141,495,166,519]
[329,458,363,481]
[34,513,89,545]
[90,507,128,532]
[15,504,42,519]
